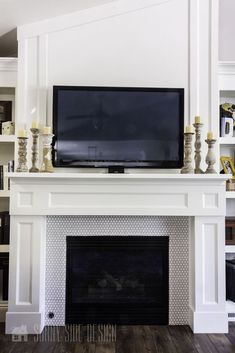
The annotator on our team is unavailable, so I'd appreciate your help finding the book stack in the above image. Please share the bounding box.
[0,212,10,244]
[7,160,14,190]
[0,252,9,301]
[0,160,14,191]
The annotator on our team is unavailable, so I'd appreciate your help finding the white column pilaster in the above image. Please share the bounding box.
[6,215,46,334]
[189,216,228,333]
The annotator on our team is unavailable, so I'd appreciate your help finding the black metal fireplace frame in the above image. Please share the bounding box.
[66,236,169,325]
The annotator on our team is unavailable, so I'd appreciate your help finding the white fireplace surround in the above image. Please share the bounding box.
[6,173,228,334]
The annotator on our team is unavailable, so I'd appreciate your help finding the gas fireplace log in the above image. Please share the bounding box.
[102,271,123,291]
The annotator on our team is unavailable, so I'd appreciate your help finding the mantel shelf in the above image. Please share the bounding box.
[7,172,229,181]
[8,172,228,217]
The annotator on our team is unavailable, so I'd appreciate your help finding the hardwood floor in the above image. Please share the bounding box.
[1,324,235,353]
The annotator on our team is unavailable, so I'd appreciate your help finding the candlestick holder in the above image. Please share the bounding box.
[16,137,28,172]
[193,122,204,174]
[40,133,54,173]
[29,128,40,172]
[181,132,194,174]
[205,139,217,174]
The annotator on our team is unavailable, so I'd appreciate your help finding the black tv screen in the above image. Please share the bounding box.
[53,86,184,168]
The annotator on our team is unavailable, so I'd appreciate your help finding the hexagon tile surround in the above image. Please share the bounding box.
[45,216,189,325]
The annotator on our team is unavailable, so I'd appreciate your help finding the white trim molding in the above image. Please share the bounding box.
[6,173,228,334]
[0,58,17,88]
[218,61,235,76]
[0,58,17,72]
[218,61,235,91]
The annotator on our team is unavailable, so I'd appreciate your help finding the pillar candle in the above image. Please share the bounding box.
[18,129,27,138]
[185,125,193,133]
[32,121,39,129]
[195,116,201,124]
[43,126,52,134]
[207,132,213,140]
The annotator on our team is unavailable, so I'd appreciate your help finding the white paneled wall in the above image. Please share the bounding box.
[219,0,235,61]
[16,0,219,172]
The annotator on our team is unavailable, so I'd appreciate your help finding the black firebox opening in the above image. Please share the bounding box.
[66,236,169,325]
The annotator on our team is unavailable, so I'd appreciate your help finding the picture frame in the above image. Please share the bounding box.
[220,156,235,177]
[0,101,12,123]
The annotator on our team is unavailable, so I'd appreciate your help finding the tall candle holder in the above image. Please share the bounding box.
[181,132,194,174]
[16,137,28,172]
[205,139,217,174]
[40,133,54,173]
[193,122,204,174]
[29,128,40,172]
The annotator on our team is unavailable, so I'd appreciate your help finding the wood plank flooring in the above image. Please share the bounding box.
[1,324,235,353]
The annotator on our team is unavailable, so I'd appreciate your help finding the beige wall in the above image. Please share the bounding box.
[219,0,235,61]
[0,29,17,57]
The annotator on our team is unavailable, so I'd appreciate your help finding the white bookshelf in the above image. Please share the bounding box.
[226,192,235,199]
[0,190,10,198]
[0,58,17,318]
[225,245,235,253]
[226,300,235,322]
[219,137,235,146]
[219,62,235,321]
[0,245,9,253]
[0,135,16,143]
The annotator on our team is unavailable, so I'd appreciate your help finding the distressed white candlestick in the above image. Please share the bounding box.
[16,137,28,172]
[181,132,194,174]
[40,133,54,173]
[29,128,40,173]
[205,139,217,174]
[193,122,204,174]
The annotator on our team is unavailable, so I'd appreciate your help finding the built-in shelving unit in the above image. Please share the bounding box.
[0,57,17,322]
[219,61,235,321]
[0,136,15,200]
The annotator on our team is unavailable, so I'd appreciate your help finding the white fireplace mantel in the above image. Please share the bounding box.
[6,173,228,334]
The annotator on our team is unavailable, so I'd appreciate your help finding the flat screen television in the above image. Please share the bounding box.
[53,86,184,170]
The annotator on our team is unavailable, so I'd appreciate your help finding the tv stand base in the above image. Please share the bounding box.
[108,166,125,174]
